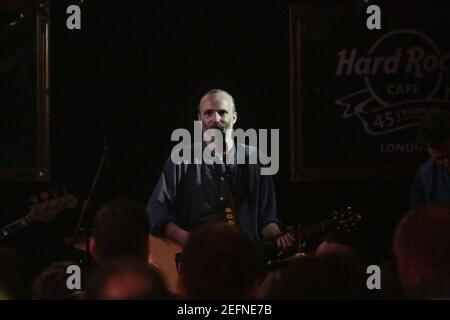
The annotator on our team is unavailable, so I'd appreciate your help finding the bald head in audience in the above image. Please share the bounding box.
[393,204,450,299]
[86,258,169,300]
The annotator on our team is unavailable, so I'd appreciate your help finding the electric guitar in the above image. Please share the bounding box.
[149,206,362,294]
[0,195,78,240]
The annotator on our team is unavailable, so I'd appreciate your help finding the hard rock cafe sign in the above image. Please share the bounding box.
[335,29,450,136]
[290,3,450,180]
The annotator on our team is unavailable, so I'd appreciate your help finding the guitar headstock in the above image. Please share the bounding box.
[29,194,78,223]
[330,206,362,235]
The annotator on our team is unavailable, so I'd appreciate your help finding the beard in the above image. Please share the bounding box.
[203,121,232,131]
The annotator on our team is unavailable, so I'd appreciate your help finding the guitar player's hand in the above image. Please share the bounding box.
[276,227,296,251]
[163,222,191,246]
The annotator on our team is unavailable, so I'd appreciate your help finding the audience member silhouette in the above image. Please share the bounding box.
[393,204,450,299]
[85,257,169,300]
[31,260,82,300]
[89,198,150,263]
[265,254,368,299]
[178,223,267,299]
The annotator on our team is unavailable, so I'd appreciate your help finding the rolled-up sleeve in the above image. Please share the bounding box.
[147,159,179,236]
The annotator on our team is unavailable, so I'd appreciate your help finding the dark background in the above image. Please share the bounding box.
[0,6,37,168]
[4,0,445,263]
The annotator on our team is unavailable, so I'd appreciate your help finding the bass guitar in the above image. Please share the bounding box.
[0,194,78,240]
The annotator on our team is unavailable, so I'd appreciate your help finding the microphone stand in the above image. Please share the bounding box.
[69,138,109,257]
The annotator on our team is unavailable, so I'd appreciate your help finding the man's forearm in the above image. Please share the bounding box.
[163,222,190,245]
[261,222,282,239]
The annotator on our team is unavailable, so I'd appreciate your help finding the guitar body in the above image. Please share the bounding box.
[149,235,182,295]
[148,206,360,295]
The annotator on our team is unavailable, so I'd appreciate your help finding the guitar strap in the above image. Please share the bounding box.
[223,147,247,227]
[224,190,238,226]
[200,143,249,228]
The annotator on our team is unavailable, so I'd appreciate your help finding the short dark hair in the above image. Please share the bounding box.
[93,198,149,261]
[32,260,80,300]
[264,255,367,299]
[179,223,266,299]
[417,110,450,148]
[86,258,169,300]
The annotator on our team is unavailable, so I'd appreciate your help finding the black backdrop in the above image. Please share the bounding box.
[3,0,443,262]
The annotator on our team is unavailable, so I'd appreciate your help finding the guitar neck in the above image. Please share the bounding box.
[259,220,333,257]
[0,215,34,240]
[298,220,330,239]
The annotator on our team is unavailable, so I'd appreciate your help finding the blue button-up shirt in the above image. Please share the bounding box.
[146,143,279,240]
[410,159,450,208]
